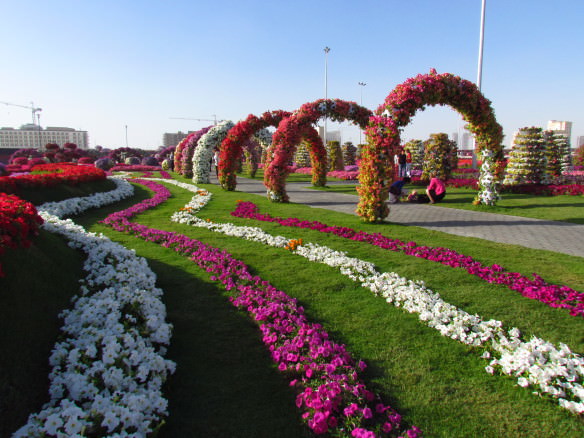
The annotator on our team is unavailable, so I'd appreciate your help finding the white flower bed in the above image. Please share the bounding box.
[192,120,235,183]
[159,178,584,415]
[14,177,176,437]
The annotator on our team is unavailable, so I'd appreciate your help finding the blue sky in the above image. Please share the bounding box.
[1,0,582,149]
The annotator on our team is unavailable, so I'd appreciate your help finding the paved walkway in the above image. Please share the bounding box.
[225,177,584,258]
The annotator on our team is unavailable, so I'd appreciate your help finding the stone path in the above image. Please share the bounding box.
[225,177,584,258]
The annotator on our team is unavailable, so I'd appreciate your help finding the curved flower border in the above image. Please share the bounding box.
[159,179,584,415]
[266,99,372,203]
[100,178,420,437]
[14,178,176,437]
[192,121,234,183]
[360,69,504,222]
[231,202,584,318]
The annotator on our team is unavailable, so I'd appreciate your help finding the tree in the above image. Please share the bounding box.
[342,141,357,165]
[327,140,344,171]
[421,133,457,180]
[574,143,584,167]
[503,127,547,185]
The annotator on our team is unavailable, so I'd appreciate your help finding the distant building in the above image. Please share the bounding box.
[547,120,572,139]
[163,131,193,148]
[317,126,341,144]
[0,125,89,150]
[460,132,471,149]
[450,132,459,145]
[576,136,584,147]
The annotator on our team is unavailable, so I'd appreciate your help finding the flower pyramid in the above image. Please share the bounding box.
[504,127,547,185]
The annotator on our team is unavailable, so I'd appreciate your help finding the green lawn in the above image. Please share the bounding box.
[1,172,583,437]
[307,183,584,224]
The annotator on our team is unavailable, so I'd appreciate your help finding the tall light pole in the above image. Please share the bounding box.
[323,46,330,148]
[358,82,366,144]
[36,112,42,150]
[125,125,128,148]
[473,0,487,169]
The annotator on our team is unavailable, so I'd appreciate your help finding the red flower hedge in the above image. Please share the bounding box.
[0,163,106,194]
[0,193,44,277]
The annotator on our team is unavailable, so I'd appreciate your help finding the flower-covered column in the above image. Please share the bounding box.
[475,149,499,205]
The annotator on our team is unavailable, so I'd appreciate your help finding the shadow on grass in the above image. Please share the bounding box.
[128,254,310,438]
[0,232,84,438]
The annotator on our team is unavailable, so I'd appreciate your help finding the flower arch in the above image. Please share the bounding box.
[264,99,373,202]
[192,120,235,183]
[173,126,213,177]
[359,69,504,222]
[218,110,326,191]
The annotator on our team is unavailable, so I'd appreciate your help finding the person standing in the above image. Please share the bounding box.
[405,150,412,177]
[397,148,407,178]
[213,149,220,177]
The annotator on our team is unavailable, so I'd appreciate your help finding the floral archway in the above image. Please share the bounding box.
[264,99,373,202]
[218,110,326,191]
[192,120,234,183]
[173,126,213,177]
[359,69,504,222]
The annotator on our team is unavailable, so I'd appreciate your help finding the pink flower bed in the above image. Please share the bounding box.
[100,179,420,437]
[231,202,584,317]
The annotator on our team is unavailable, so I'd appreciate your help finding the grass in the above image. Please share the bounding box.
[0,231,84,437]
[236,168,352,183]
[307,183,584,224]
[2,171,584,437]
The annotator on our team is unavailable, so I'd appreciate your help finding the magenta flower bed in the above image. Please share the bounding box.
[231,202,584,317]
[100,179,420,437]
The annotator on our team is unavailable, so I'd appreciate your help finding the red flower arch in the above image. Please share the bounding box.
[218,110,326,191]
[264,99,372,202]
[359,69,504,222]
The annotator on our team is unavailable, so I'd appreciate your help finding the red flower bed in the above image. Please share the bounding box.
[0,193,44,277]
[0,163,106,194]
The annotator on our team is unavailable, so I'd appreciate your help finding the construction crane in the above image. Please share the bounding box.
[0,101,42,125]
[169,115,219,125]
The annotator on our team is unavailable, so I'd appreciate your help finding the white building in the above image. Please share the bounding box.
[547,120,572,139]
[0,124,89,150]
[317,126,341,144]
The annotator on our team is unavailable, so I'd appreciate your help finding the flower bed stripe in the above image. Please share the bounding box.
[14,178,176,437]
[100,178,420,437]
[230,202,584,318]
[152,178,584,415]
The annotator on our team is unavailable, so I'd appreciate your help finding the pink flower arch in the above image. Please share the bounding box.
[264,99,372,202]
[358,69,504,222]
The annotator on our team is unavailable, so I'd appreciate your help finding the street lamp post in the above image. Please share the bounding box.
[358,82,366,144]
[472,0,487,169]
[36,112,42,150]
[125,125,128,148]
[324,47,330,148]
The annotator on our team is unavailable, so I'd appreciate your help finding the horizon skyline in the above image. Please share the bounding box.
[1,0,582,150]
